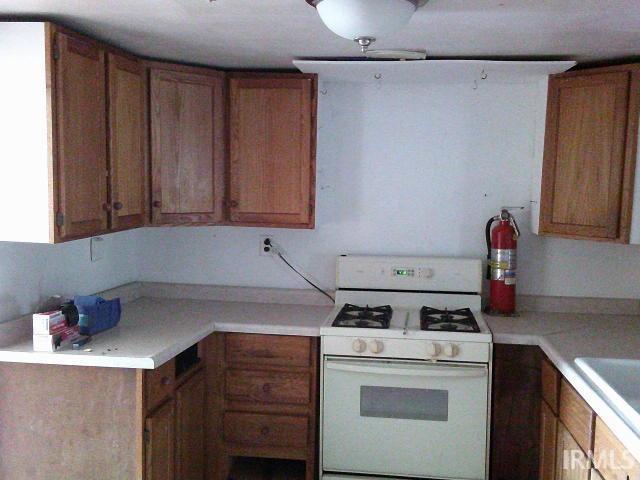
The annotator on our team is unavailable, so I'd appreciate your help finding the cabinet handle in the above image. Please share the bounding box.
[152,200,161,208]
[113,202,123,211]
[260,426,270,436]
[102,203,112,212]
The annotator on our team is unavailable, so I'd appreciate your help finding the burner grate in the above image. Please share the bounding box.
[420,307,480,332]
[332,304,392,329]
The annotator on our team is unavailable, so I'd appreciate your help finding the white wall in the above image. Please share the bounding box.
[139,80,640,299]
[0,229,142,323]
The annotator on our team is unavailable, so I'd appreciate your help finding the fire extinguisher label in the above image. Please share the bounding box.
[490,249,517,282]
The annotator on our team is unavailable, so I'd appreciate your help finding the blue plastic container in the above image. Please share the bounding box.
[73,296,121,336]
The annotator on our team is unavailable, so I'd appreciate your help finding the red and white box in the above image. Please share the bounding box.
[33,325,80,352]
[32,310,67,335]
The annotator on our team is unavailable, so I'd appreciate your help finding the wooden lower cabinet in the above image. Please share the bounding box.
[593,416,640,480]
[208,332,319,480]
[540,400,558,480]
[175,369,206,480]
[146,400,176,480]
[143,352,206,480]
[555,422,590,480]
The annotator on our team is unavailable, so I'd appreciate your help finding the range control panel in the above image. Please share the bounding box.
[337,255,482,293]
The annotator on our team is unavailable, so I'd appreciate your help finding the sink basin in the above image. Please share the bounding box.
[575,357,640,430]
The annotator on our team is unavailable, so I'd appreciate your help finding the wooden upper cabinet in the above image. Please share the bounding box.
[107,53,146,230]
[150,64,225,225]
[54,31,109,240]
[228,74,317,228]
[539,65,640,242]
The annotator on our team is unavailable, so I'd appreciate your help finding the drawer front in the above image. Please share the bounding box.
[559,379,595,453]
[146,359,175,411]
[223,412,308,448]
[593,417,640,480]
[226,369,311,405]
[541,356,560,414]
[225,333,311,368]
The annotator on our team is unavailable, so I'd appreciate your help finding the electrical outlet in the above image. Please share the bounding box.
[259,235,275,257]
[90,236,105,262]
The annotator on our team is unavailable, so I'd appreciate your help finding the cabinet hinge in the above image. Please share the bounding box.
[52,39,60,61]
[55,212,64,227]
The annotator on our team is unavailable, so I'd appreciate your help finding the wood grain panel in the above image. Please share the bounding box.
[225,333,311,368]
[542,356,561,414]
[55,31,108,240]
[228,74,316,228]
[555,422,591,480]
[175,369,206,480]
[593,416,640,480]
[540,69,636,241]
[107,52,146,230]
[145,359,175,412]
[490,344,542,480]
[150,66,225,225]
[0,363,138,479]
[223,412,308,449]
[145,400,175,480]
[559,379,595,454]
[225,369,311,405]
[539,400,558,480]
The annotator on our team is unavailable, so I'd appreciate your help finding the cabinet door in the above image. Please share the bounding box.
[555,422,590,480]
[540,69,638,242]
[145,400,175,480]
[540,400,558,480]
[107,53,146,230]
[54,32,108,240]
[175,370,205,480]
[229,74,316,228]
[150,66,225,225]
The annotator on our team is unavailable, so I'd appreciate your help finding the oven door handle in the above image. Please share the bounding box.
[325,362,487,378]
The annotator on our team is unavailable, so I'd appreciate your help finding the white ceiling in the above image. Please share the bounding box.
[2,0,639,68]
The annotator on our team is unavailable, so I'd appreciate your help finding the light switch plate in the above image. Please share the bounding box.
[90,237,105,262]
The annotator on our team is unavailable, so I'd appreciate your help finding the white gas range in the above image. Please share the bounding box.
[320,255,493,480]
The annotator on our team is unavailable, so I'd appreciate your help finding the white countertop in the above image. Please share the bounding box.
[487,312,640,463]
[0,297,333,369]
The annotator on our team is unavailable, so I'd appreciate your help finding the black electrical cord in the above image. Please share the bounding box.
[276,252,335,303]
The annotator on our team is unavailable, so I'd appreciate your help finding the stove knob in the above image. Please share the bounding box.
[426,342,441,357]
[443,343,458,358]
[352,338,366,353]
[368,340,384,354]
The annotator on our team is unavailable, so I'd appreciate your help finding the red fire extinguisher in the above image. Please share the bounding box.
[485,209,520,315]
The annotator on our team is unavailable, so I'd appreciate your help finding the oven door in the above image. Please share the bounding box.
[322,357,489,480]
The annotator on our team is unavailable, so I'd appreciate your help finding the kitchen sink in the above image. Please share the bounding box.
[575,357,640,430]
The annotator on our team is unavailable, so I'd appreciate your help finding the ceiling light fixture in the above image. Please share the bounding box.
[306,0,428,53]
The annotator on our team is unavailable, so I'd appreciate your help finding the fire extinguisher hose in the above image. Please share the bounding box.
[485,216,498,280]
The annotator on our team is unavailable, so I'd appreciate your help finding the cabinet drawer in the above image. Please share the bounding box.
[226,369,311,405]
[541,356,560,414]
[146,359,175,411]
[559,379,595,453]
[223,412,308,448]
[593,416,640,480]
[225,333,311,368]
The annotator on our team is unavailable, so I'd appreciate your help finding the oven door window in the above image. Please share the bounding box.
[360,385,448,421]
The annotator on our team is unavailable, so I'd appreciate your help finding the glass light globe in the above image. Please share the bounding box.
[316,0,418,41]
